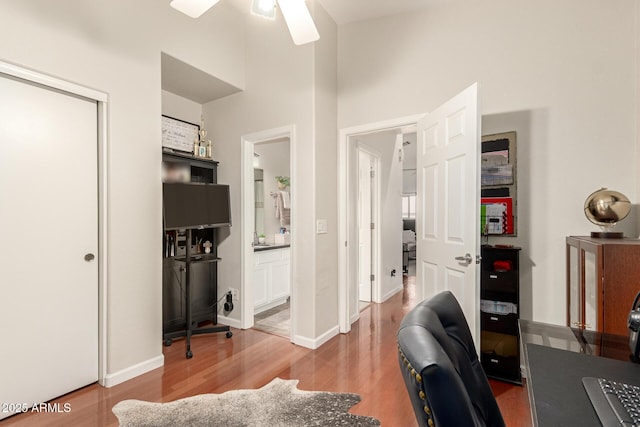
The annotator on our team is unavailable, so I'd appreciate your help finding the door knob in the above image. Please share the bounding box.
[454,253,473,265]
[84,253,95,262]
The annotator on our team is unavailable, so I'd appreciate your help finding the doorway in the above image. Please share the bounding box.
[338,115,422,333]
[252,138,291,338]
[241,126,296,341]
[338,84,481,339]
[344,128,414,328]
[401,132,417,279]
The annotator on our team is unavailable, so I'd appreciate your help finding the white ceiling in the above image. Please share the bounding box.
[317,0,447,25]
[228,0,447,25]
[171,0,446,102]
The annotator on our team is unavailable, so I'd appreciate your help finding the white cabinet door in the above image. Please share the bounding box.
[271,260,291,301]
[253,264,269,307]
[254,248,290,313]
[0,73,98,419]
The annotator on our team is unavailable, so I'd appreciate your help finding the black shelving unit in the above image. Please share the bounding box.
[480,245,522,384]
[162,150,231,359]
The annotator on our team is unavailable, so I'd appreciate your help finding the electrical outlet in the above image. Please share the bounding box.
[227,288,239,299]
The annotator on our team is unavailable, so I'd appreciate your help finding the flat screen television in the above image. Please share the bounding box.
[163,182,232,230]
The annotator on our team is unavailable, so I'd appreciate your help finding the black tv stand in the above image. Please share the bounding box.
[162,151,232,359]
[163,228,232,359]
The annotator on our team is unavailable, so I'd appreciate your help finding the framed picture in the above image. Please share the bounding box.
[161,115,199,153]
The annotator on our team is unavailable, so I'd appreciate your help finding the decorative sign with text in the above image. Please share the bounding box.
[161,115,199,153]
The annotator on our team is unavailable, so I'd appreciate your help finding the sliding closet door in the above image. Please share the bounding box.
[0,74,98,419]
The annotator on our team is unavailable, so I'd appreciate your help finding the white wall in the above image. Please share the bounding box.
[254,139,291,241]
[311,2,339,338]
[402,132,417,194]
[357,132,404,301]
[162,90,202,126]
[338,0,638,325]
[203,13,315,341]
[203,1,338,345]
[0,0,245,381]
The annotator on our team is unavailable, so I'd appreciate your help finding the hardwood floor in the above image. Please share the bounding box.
[1,276,530,426]
[490,379,532,427]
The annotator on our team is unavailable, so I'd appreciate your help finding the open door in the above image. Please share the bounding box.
[357,148,374,303]
[416,83,480,344]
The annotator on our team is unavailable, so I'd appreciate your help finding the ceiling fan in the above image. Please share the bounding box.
[170,0,320,46]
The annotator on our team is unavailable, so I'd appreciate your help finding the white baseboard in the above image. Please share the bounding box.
[380,285,403,303]
[350,311,359,326]
[294,325,340,350]
[100,354,164,388]
[216,315,241,329]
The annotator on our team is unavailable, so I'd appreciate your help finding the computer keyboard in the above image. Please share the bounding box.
[583,377,640,426]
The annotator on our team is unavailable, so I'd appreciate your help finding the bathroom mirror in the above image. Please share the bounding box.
[253,138,291,245]
[254,168,264,237]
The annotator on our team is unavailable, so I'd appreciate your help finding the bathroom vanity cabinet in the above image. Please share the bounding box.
[254,246,290,314]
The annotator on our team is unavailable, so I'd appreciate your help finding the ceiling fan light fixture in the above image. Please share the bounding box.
[277,0,320,45]
[251,0,276,20]
[170,0,221,18]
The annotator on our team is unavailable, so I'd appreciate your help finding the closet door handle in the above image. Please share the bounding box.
[84,253,95,262]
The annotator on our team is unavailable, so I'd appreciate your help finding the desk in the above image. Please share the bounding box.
[520,320,639,426]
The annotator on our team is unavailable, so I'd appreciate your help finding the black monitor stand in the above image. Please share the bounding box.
[163,228,232,359]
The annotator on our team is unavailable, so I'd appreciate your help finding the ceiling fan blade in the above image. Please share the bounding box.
[277,0,320,45]
[170,0,220,18]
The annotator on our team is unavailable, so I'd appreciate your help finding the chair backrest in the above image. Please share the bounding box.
[397,291,505,427]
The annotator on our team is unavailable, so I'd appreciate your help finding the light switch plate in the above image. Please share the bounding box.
[316,219,328,234]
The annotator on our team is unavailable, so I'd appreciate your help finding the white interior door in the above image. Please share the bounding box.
[358,149,373,303]
[416,83,480,343]
[0,74,98,419]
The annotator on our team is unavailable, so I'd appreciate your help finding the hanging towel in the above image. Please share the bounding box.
[280,191,290,209]
[275,192,291,226]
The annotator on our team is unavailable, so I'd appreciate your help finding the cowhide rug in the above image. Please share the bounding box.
[112,377,380,426]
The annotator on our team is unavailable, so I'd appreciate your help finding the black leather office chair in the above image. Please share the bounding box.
[397,291,505,427]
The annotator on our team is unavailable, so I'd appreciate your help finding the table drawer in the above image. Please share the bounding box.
[482,270,518,292]
[481,312,518,335]
[481,352,520,382]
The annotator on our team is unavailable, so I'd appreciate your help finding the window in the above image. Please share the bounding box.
[402,194,416,219]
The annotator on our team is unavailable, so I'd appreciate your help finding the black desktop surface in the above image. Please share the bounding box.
[526,343,640,426]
